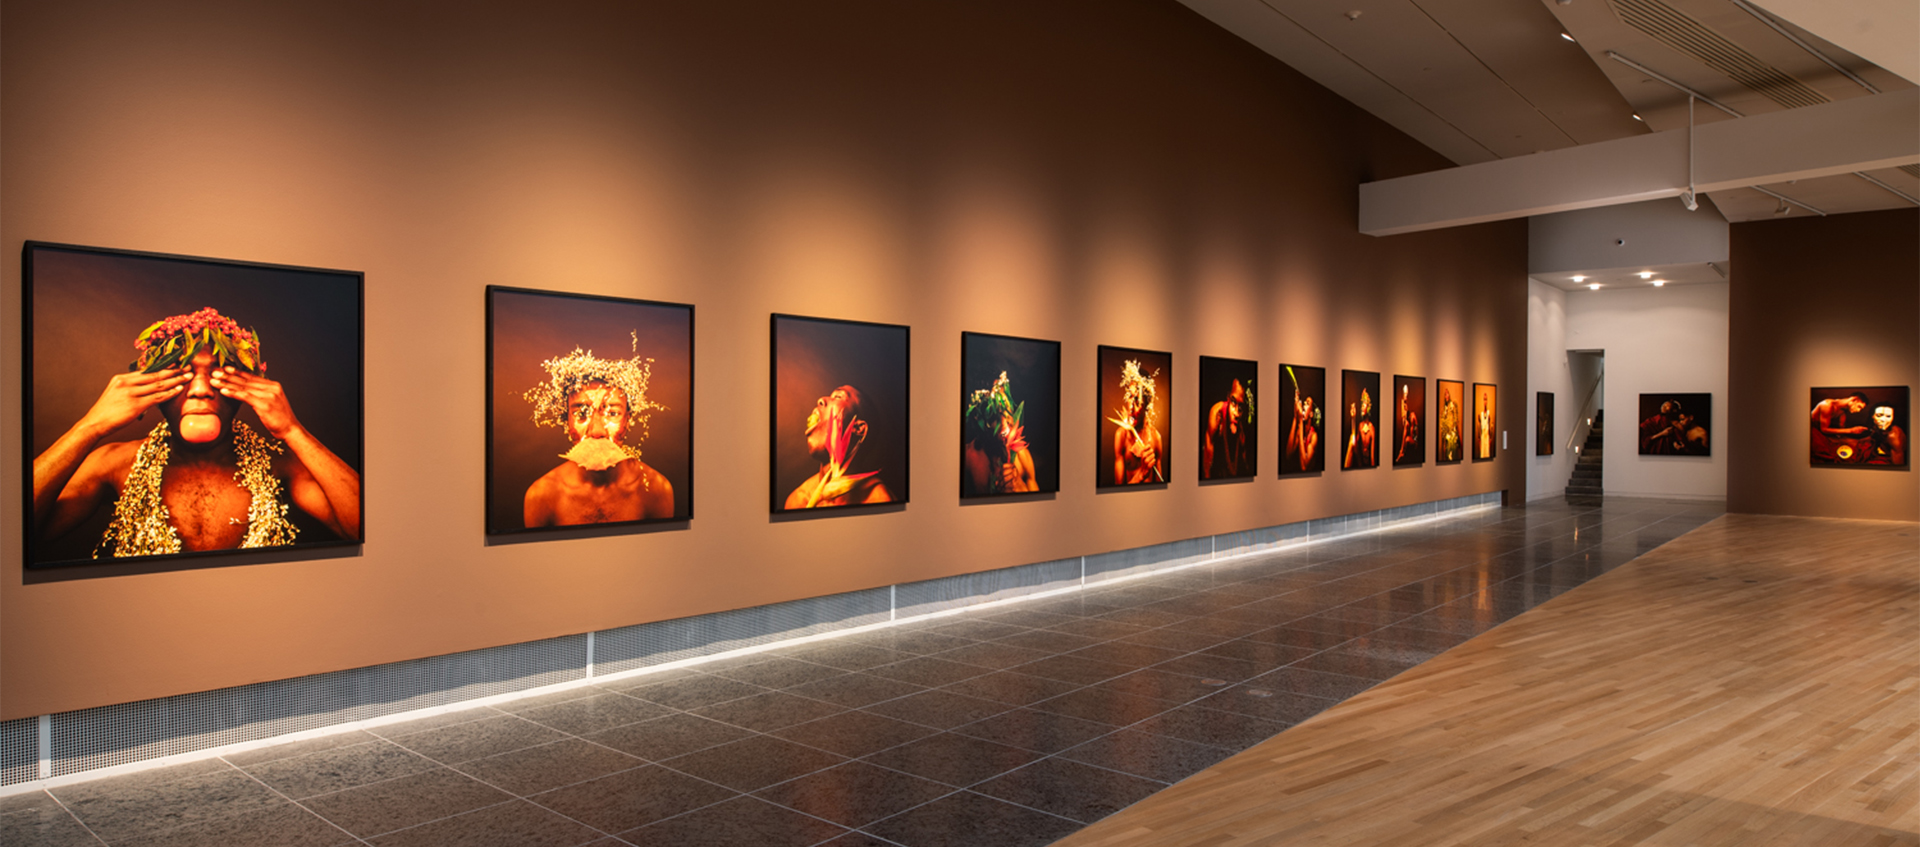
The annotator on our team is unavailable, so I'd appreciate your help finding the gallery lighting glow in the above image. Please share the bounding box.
[1570,275,1586,283]
[1638,271,1654,279]
[1652,280,1666,287]
[1560,32,1576,42]
[1588,283,1602,290]
[1632,113,1644,121]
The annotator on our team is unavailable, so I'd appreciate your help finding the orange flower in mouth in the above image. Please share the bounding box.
[806,402,879,508]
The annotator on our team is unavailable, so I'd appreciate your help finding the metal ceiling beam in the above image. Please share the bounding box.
[1358,88,1918,236]
[1740,0,1918,85]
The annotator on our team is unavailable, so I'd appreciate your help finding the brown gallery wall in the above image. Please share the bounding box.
[1726,209,1919,522]
[0,0,1526,719]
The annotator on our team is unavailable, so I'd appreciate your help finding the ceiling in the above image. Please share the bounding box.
[1531,259,1728,291]
[1178,0,1919,223]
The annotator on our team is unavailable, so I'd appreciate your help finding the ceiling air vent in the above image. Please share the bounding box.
[1900,165,1920,180]
[1610,0,1827,110]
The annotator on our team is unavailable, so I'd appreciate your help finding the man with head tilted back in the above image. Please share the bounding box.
[32,308,362,557]
[786,384,894,508]
[522,342,675,526]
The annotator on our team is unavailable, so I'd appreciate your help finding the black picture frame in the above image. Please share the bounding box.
[1637,392,1712,456]
[485,286,694,535]
[1340,369,1381,470]
[1097,345,1172,488]
[1198,356,1258,481]
[1279,364,1326,476]
[1436,380,1466,464]
[961,332,1062,498]
[1536,391,1555,456]
[23,241,364,568]
[1473,383,1498,461]
[1392,375,1425,467]
[771,314,911,513]
[1809,386,1909,467]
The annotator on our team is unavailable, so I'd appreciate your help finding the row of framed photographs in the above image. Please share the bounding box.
[22,242,1502,567]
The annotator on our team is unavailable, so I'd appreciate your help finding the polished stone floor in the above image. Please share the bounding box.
[1,497,1723,847]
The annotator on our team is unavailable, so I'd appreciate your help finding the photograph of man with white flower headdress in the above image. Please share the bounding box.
[772,314,908,513]
[26,242,363,568]
[486,287,692,533]
[1098,346,1172,488]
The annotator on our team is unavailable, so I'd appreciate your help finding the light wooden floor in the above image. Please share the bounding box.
[1054,514,1920,847]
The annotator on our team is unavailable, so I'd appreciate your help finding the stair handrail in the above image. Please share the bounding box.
[1565,364,1605,453]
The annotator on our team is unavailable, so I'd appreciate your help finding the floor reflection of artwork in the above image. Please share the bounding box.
[961,332,1060,497]
[1437,380,1465,464]
[1637,392,1712,456]
[1392,375,1425,466]
[1342,370,1381,470]
[1199,356,1258,481]
[1280,364,1326,476]
[1809,386,1908,467]
[1098,346,1172,488]
[772,314,909,513]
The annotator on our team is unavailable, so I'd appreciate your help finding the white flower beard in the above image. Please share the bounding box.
[563,438,629,471]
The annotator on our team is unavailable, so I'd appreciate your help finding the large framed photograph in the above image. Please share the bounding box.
[1810,386,1908,467]
[1198,356,1258,480]
[1473,383,1499,461]
[487,287,692,534]
[1279,364,1326,476]
[1098,345,1171,488]
[1637,392,1711,456]
[961,332,1061,497]
[772,314,909,512]
[24,242,363,568]
[1392,375,1425,467]
[1536,392,1555,456]
[1340,370,1380,470]
[1436,379,1466,464]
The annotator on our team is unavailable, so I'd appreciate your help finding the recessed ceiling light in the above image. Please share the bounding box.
[1638,271,1654,279]
[1632,113,1644,121]
[1571,275,1586,283]
[1560,32,1576,42]
[1588,283,1602,290]
[1652,280,1666,287]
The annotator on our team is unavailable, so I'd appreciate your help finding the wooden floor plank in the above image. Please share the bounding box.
[1052,514,1920,847]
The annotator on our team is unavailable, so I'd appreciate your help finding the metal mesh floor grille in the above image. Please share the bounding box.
[47,635,586,777]
[0,718,35,787]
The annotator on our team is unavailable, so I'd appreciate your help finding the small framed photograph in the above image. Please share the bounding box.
[961,332,1061,498]
[1340,370,1381,470]
[772,314,910,512]
[1392,375,1425,466]
[1809,386,1908,467]
[1280,364,1327,475]
[486,286,693,534]
[1536,392,1555,456]
[1098,346,1172,488]
[1473,383,1498,461]
[1198,356,1258,480]
[24,242,363,568]
[1637,392,1712,456]
[1436,379,1466,464]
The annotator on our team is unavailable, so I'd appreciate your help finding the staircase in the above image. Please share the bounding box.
[1566,411,1604,505]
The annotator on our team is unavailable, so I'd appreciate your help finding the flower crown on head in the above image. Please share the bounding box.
[1119,359,1158,421]
[132,307,261,374]
[524,332,665,437]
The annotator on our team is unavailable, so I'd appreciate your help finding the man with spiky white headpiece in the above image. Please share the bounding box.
[522,339,673,526]
[1109,360,1164,485]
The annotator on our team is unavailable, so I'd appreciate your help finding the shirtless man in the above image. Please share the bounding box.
[1110,360,1164,485]
[1865,405,1908,466]
[1438,388,1461,462]
[962,372,1038,495]
[1476,396,1494,459]
[1344,388,1376,469]
[1394,383,1420,464]
[786,385,894,509]
[1201,379,1250,479]
[1809,393,1869,460]
[1285,385,1319,472]
[32,308,361,558]
[523,345,673,526]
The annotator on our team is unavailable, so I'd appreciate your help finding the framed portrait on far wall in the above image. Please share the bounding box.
[1473,383,1498,460]
[24,242,364,568]
[1279,364,1326,476]
[1098,345,1171,488]
[961,332,1061,497]
[1436,379,1465,464]
[1536,392,1555,456]
[772,314,910,513]
[486,286,693,535]
[1637,392,1711,456]
[1810,386,1908,467]
[1391,375,1424,466]
[1341,370,1381,470]
[1198,356,1258,481]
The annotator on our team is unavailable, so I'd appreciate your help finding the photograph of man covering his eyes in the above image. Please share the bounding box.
[27,245,363,566]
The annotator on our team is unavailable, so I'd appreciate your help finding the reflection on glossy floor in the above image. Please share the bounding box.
[2,498,1731,847]
[1057,512,1920,847]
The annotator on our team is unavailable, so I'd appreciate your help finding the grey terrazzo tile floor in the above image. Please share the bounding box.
[1,497,1723,847]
